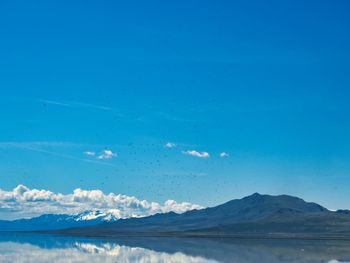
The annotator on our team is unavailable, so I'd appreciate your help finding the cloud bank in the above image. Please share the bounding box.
[0,185,202,220]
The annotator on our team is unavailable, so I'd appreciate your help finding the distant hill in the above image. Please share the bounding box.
[0,210,118,231]
[56,193,350,239]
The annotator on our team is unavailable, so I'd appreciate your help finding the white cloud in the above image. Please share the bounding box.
[164,142,176,148]
[219,152,229,158]
[0,142,118,168]
[97,150,116,159]
[182,150,210,158]
[84,150,117,160]
[0,185,202,220]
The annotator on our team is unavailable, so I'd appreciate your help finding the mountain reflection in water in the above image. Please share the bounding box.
[0,233,350,263]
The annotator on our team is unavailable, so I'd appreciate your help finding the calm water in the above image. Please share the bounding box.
[0,233,350,263]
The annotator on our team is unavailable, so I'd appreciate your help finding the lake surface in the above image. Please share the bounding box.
[0,233,350,263]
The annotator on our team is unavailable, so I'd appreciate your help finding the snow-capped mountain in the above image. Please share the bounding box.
[73,210,119,222]
[0,210,119,231]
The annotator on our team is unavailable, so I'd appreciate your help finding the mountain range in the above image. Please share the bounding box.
[2,193,350,239]
[55,193,350,239]
[0,210,118,231]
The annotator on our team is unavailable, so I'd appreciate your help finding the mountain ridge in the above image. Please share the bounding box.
[53,193,350,239]
[3,193,350,239]
[0,210,119,231]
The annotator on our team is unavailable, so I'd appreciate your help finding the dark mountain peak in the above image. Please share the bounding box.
[247,192,264,198]
[215,193,329,219]
[240,193,314,206]
[243,192,299,201]
[242,192,279,202]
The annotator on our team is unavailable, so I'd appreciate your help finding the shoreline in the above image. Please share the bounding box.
[20,230,350,241]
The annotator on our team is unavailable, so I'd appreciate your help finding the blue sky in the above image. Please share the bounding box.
[0,0,350,212]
